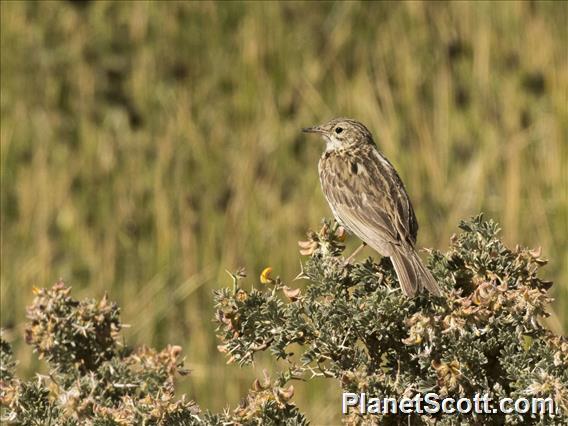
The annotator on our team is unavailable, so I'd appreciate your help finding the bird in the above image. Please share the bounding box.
[302,117,442,297]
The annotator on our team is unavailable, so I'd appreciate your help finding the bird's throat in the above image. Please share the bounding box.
[324,136,343,152]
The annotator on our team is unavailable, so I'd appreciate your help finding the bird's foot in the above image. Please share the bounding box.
[343,242,367,266]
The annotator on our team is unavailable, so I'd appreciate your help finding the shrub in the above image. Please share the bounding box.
[0,283,306,425]
[1,215,566,424]
[214,214,567,424]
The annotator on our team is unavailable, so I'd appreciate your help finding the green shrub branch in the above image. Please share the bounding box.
[1,215,566,425]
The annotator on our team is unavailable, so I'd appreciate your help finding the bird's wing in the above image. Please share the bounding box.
[319,146,417,253]
[372,149,419,245]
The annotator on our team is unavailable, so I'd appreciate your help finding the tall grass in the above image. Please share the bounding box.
[1,1,566,422]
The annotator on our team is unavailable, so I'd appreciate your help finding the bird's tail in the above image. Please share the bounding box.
[390,245,442,297]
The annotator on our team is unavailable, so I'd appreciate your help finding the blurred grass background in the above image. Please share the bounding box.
[1,1,566,423]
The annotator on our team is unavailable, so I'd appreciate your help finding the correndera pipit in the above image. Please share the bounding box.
[303,117,442,297]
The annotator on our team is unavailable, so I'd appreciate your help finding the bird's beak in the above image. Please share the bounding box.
[302,125,325,134]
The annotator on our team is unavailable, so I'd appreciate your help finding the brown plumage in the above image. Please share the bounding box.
[303,117,442,297]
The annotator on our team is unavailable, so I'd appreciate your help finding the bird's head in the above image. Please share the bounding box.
[302,117,374,151]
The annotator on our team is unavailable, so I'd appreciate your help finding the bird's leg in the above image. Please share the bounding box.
[344,242,367,265]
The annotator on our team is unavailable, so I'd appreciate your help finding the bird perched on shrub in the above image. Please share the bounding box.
[303,118,442,297]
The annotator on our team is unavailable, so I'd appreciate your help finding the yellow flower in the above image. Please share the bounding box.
[260,267,274,284]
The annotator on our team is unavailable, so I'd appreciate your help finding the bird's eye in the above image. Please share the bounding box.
[335,127,343,134]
